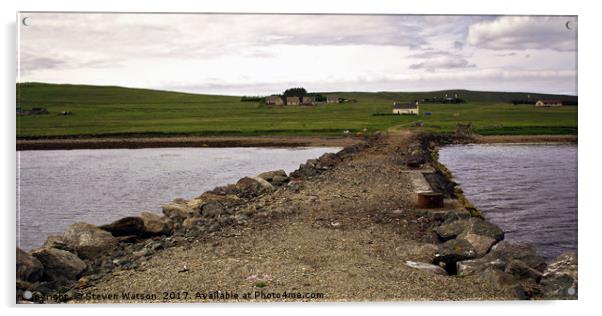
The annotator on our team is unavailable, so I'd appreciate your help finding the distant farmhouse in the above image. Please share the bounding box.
[302,96,316,105]
[265,95,284,106]
[287,96,300,105]
[326,95,339,104]
[393,101,419,115]
[535,99,563,107]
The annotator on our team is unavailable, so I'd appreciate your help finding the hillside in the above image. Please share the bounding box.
[16,83,578,138]
[330,90,577,104]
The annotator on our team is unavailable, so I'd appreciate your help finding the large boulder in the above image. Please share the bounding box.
[435,218,474,240]
[191,193,242,218]
[257,170,289,186]
[435,218,504,242]
[290,159,320,178]
[478,267,528,300]
[395,241,439,263]
[60,222,119,259]
[43,235,72,251]
[100,216,145,237]
[16,248,43,282]
[139,212,173,235]
[405,260,448,276]
[484,241,546,272]
[457,258,506,277]
[316,153,341,170]
[540,252,578,299]
[162,199,195,221]
[31,248,86,281]
[434,239,477,274]
[505,259,543,283]
[457,231,496,257]
[236,177,274,198]
[464,219,504,242]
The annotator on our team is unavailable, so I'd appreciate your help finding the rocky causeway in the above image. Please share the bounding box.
[16,131,578,303]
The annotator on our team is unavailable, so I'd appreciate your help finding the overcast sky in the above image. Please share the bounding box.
[18,13,577,95]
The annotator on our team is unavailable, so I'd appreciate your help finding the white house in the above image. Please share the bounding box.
[535,99,563,107]
[393,101,419,115]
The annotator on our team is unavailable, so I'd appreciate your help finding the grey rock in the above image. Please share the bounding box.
[16,248,43,282]
[43,235,73,251]
[435,218,504,242]
[505,259,543,282]
[271,175,290,186]
[139,212,173,235]
[435,218,474,240]
[465,219,505,242]
[405,260,448,276]
[290,160,320,178]
[60,222,119,259]
[32,248,86,281]
[236,177,274,197]
[162,200,195,221]
[257,170,289,185]
[485,241,547,272]
[201,201,225,218]
[316,153,341,170]
[541,252,578,300]
[479,267,528,300]
[100,216,145,237]
[457,231,497,257]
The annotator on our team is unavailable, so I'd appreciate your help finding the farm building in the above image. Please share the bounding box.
[265,96,284,106]
[302,96,316,105]
[393,101,419,115]
[286,96,300,105]
[535,99,563,107]
[326,96,339,104]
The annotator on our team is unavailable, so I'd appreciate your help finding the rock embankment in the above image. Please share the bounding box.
[16,132,577,303]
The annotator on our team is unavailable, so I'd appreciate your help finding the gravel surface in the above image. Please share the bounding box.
[78,132,513,302]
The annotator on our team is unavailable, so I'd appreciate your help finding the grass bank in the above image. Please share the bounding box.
[17,83,577,138]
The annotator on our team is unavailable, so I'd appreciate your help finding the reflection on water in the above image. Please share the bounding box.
[439,143,577,261]
[17,147,340,250]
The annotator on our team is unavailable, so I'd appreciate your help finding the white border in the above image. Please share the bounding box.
[2,0,599,315]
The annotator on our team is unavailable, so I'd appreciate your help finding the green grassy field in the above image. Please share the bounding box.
[16,83,578,138]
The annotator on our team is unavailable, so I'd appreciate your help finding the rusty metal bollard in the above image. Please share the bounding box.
[417,191,444,208]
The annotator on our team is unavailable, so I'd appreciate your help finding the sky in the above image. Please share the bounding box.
[18,13,578,95]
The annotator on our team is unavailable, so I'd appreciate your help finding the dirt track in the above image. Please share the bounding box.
[76,132,512,302]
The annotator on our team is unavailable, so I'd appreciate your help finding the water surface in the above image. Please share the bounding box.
[17,147,339,250]
[439,143,577,261]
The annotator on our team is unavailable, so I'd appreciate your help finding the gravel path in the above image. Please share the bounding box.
[79,132,512,302]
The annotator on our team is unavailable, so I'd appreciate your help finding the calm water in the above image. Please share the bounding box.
[17,147,340,250]
[439,144,577,261]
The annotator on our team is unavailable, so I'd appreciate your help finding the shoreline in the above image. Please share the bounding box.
[16,135,362,151]
[16,134,576,151]
[16,132,577,302]
[475,135,577,144]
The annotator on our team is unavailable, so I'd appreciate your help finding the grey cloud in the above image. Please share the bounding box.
[409,59,475,70]
[467,16,577,51]
[494,52,517,57]
[19,51,123,76]
[453,41,464,50]
[407,50,475,71]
